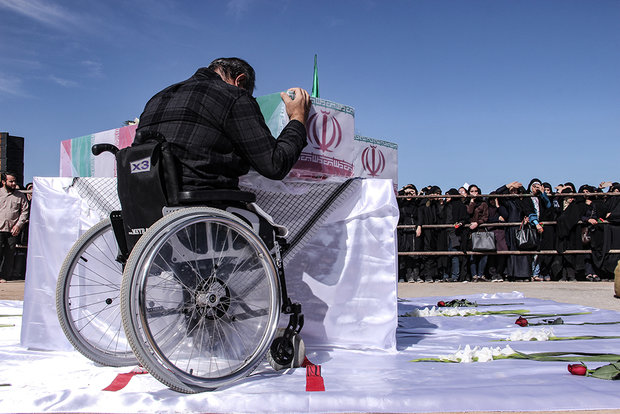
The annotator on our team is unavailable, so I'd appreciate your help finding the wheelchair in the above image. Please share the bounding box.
[56,131,305,393]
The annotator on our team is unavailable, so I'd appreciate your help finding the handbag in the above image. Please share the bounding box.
[471,229,496,251]
[516,223,539,250]
[581,226,592,245]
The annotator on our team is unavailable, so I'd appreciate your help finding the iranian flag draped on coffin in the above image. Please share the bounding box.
[256,93,398,186]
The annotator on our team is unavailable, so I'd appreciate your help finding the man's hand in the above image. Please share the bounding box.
[281,88,311,125]
[10,224,20,237]
[416,226,422,238]
[470,222,478,230]
[536,223,544,233]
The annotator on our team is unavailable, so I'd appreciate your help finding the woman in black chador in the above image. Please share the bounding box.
[525,178,551,281]
[466,184,489,281]
[439,188,470,282]
[495,181,532,280]
[486,191,509,282]
[555,188,587,281]
[397,184,421,282]
[538,182,561,280]
[416,185,442,282]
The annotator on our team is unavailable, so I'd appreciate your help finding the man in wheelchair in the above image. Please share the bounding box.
[111,57,310,391]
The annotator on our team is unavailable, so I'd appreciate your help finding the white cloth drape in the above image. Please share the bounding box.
[20,177,399,351]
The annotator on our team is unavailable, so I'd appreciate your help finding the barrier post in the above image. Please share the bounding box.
[615,259,620,298]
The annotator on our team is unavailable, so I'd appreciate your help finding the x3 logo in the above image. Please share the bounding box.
[130,157,151,173]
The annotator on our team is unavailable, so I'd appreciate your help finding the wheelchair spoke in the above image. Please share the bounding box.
[100,309,125,352]
[57,219,136,367]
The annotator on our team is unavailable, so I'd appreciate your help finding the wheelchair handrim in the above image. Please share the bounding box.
[127,210,281,389]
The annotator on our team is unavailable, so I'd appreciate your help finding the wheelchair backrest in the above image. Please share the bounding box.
[115,130,260,253]
[116,130,180,250]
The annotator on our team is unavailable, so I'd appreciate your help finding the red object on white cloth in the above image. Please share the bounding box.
[302,357,325,392]
[102,366,148,392]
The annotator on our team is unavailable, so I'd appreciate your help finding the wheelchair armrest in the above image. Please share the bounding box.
[177,189,256,204]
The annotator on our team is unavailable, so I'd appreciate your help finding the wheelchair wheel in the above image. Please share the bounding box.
[267,328,306,371]
[56,218,137,367]
[120,207,281,393]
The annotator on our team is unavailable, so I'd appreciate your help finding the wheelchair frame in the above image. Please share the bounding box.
[56,137,304,393]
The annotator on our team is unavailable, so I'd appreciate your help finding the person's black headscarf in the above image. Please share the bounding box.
[527,178,542,193]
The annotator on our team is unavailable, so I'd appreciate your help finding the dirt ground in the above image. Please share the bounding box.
[0,280,25,300]
[4,279,618,310]
[0,280,26,300]
[398,280,620,312]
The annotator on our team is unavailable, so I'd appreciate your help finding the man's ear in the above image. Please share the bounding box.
[234,73,246,89]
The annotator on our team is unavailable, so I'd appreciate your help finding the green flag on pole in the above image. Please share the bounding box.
[311,54,319,98]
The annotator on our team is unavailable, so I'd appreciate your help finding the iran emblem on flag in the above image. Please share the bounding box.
[292,97,355,179]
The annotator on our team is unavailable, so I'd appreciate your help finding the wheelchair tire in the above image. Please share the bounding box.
[267,328,306,371]
[120,207,281,393]
[56,218,137,367]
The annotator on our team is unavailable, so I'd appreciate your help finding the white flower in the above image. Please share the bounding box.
[499,344,515,356]
[412,306,479,317]
[458,345,475,363]
[475,346,495,362]
[436,345,515,363]
[507,328,554,342]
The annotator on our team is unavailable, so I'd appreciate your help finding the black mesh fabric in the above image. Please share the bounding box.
[70,177,361,265]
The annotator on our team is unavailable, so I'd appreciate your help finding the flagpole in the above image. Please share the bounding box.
[311,54,319,98]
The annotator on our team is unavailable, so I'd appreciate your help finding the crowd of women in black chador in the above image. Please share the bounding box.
[397,180,620,283]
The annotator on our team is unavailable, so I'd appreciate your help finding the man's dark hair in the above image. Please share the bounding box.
[1,172,16,182]
[208,57,256,94]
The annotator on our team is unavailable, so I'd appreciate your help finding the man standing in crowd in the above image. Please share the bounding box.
[0,172,29,283]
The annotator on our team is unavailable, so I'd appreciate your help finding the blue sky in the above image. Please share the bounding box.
[1,0,618,192]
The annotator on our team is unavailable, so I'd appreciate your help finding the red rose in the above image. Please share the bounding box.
[515,316,529,327]
[568,364,587,376]
[437,301,446,307]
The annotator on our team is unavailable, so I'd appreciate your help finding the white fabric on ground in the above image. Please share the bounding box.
[3,293,620,413]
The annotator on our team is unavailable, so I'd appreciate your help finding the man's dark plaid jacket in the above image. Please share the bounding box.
[136,68,307,190]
